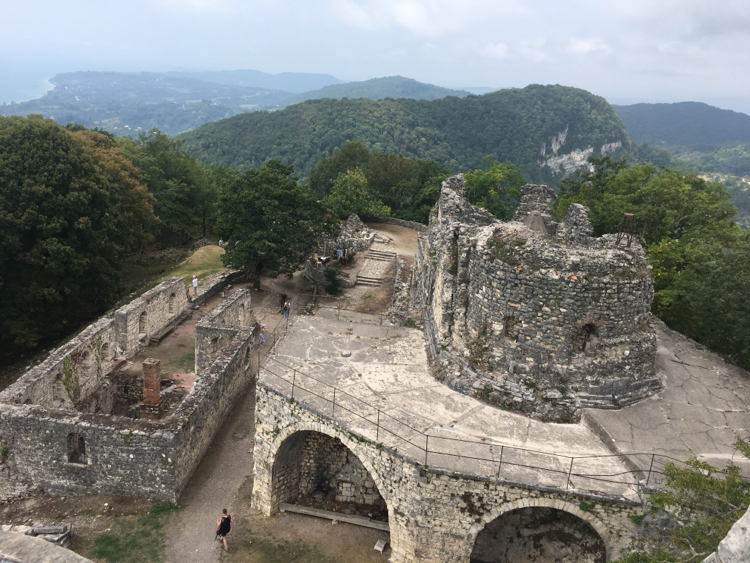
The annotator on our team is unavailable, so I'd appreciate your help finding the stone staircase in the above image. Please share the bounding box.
[355,245,397,287]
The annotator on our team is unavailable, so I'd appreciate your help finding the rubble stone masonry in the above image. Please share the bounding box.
[413,177,660,422]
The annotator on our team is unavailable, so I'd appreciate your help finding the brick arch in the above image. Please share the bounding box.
[467,497,613,560]
[268,421,391,503]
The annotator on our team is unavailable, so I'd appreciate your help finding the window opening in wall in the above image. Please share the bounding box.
[139,311,147,333]
[101,342,110,361]
[67,433,87,465]
[169,293,176,314]
[573,322,599,352]
[504,315,518,340]
[210,338,219,354]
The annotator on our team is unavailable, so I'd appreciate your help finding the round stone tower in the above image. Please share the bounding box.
[414,177,660,421]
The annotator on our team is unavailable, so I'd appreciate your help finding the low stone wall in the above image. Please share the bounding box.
[303,260,356,288]
[252,384,640,562]
[362,216,428,233]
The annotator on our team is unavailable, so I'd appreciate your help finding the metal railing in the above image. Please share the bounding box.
[255,314,749,504]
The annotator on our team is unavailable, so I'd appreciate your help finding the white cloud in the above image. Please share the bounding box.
[329,0,528,37]
[566,38,611,55]
[481,42,509,60]
[518,39,549,63]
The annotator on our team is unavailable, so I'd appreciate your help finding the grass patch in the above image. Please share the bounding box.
[167,245,226,286]
[168,350,195,372]
[80,504,182,563]
[233,528,340,563]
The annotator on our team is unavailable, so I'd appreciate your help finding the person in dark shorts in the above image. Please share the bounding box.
[216,508,234,551]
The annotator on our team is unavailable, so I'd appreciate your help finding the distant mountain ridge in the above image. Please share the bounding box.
[281,76,471,105]
[613,102,750,146]
[178,84,630,187]
[165,69,343,93]
[0,71,477,135]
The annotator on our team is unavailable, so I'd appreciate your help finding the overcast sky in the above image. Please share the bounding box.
[1,0,749,113]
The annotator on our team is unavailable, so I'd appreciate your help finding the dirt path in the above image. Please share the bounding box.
[164,224,418,563]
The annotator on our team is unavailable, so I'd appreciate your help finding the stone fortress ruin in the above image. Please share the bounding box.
[2,175,749,562]
[0,273,257,502]
[414,177,661,422]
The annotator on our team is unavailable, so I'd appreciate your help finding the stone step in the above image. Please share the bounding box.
[279,503,390,532]
[356,277,382,287]
[367,251,396,260]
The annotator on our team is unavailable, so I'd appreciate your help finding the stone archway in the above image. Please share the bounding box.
[270,430,388,521]
[468,498,612,562]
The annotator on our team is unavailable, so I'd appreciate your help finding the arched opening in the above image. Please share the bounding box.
[100,342,110,361]
[139,311,147,334]
[573,322,599,352]
[272,431,388,522]
[471,507,605,563]
[169,293,176,314]
[67,433,87,465]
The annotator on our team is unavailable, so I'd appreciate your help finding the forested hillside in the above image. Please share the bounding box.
[613,102,750,146]
[280,76,470,105]
[179,84,631,187]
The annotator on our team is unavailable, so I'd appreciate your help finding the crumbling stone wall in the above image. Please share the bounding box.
[195,289,254,373]
[0,278,257,502]
[413,177,659,422]
[114,277,189,354]
[253,383,640,563]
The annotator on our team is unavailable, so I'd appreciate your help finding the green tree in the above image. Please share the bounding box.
[119,130,216,244]
[364,152,418,212]
[323,168,390,219]
[309,140,370,197]
[614,438,750,563]
[464,156,527,220]
[216,161,338,288]
[0,116,157,348]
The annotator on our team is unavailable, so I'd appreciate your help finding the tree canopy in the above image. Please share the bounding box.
[118,130,217,245]
[0,115,157,348]
[216,160,338,286]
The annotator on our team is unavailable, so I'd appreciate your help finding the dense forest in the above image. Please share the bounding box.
[613,102,750,146]
[178,84,631,188]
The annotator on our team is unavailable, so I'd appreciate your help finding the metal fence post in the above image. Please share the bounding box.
[566,457,575,490]
[291,369,296,399]
[332,388,336,418]
[424,435,429,466]
[497,445,504,478]
[646,454,655,487]
[376,409,380,441]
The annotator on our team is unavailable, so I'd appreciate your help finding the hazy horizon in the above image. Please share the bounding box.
[1,1,748,114]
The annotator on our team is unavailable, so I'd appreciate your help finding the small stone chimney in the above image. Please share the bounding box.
[142,358,161,420]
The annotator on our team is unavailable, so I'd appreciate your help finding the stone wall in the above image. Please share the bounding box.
[0,277,257,502]
[114,277,189,354]
[195,289,254,373]
[303,260,356,288]
[252,384,640,563]
[362,216,428,233]
[413,177,659,422]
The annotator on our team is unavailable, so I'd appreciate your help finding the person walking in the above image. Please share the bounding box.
[192,275,198,299]
[283,299,291,320]
[259,324,266,345]
[216,508,233,552]
[279,292,287,313]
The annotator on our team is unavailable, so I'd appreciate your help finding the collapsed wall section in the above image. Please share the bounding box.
[414,176,659,422]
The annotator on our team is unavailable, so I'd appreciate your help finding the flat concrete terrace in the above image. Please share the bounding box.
[585,319,750,479]
[260,308,642,503]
